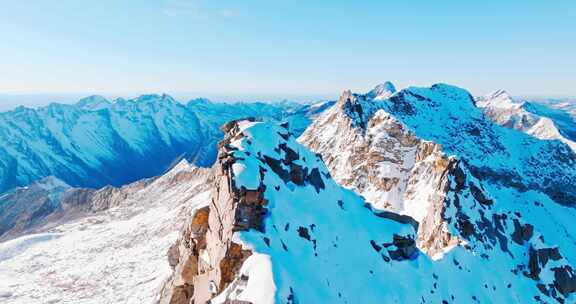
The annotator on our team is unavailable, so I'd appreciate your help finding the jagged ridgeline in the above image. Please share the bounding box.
[161,116,576,303]
[2,83,576,304]
[299,83,576,303]
[0,95,324,193]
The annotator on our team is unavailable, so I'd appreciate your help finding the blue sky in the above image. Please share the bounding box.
[0,0,575,104]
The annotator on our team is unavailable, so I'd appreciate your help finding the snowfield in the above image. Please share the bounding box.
[0,161,212,304]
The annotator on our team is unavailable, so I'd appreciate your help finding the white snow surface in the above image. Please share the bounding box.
[211,253,276,304]
[0,161,212,304]
[215,121,576,303]
[477,90,576,152]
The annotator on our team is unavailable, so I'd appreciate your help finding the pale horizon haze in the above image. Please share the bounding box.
[1,0,575,110]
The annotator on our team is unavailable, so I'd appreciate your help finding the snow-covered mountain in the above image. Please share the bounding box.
[185,98,324,170]
[2,83,576,304]
[0,173,163,241]
[160,119,576,303]
[0,95,324,194]
[524,97,576,119]
[297,83,576,300]
[0,160,213,303]
[0,94,207,193]
[282,100,336,136]
[476,90,576,152]
[0,176,72,241]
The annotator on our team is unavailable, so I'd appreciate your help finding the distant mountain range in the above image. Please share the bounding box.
[0,95,327,193]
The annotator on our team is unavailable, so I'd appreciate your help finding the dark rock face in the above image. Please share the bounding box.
[297,226,311,241]
[469,184,493,206]
[511,219,533,245]
[528,246,562,279]
[386,234,418,261]
[372,210,419,231]
[307,168,325,193]
[234,188,268,232]
[340,91,371,130]
[553,266,576,296]
[440,161,576,302]
[219,243,252,291]
[387,92,416,116]
[260,135,327,195]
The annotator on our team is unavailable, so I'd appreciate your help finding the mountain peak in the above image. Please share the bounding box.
[133,93,178,105]
[188,97,213,105]
[487,89,513,101]
[367,81,396,100]
[77,95,111,110]
[476,89,520,108]
[489,88,508,97]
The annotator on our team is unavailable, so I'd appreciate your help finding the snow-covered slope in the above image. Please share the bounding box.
[0,95,323,194]
[0,176,72,241]
[283,100,336,136]
[0,160,213,303]
[161,120,576,304]
[476,90,576,152]
[521,97,576,120]
[0,172,161,242]
[187,98,289,129]
[302,83,576,206]
[0,95,208,193]
[298,83,576,300]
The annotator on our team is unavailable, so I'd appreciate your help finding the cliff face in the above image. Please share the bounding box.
[298,89,463,255]
[161,118,576,304]
[160,120,276,303]
[299,83,576,302]
[160,120,420,303]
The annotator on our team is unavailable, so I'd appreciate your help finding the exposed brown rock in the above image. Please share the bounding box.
[161,121,267,304]
[219,243,252,291]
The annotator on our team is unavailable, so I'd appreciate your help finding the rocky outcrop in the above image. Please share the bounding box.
[300,92,418,212]
[299,88,464,256]
[160,121,266,304]
[299,83,576,303]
